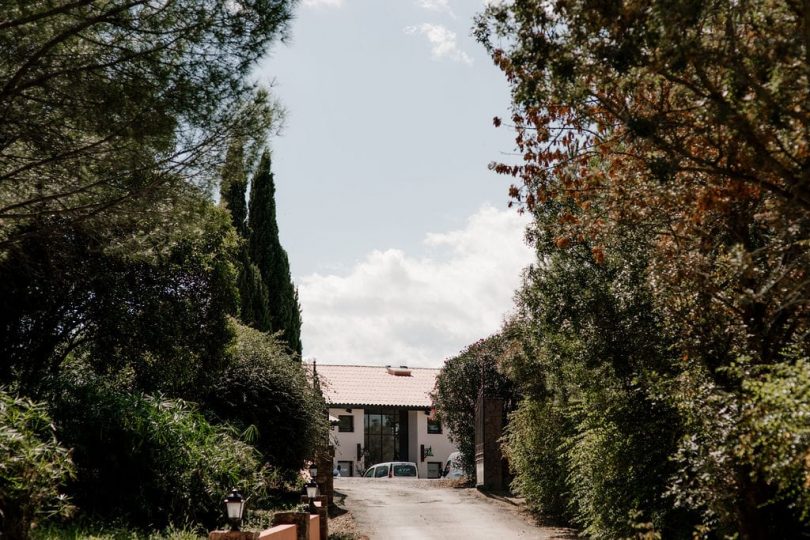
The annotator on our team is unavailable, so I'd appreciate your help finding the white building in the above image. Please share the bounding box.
[312,363,457,479]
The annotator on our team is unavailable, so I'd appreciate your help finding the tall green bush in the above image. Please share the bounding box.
[0,389,74,540]
[206,323,328,475]
[500,221,692,538]
[432,334,519,477]
[503,398,572,521]
[0,206,239,398]
[49,364,269,530]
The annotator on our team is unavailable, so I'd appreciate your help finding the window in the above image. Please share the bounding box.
[364,411,399,465]
[374,465,389,478]
[427,462,442,479]
[338,415,354,432]
[337,460,353,477]
[427,418,442,434]
[393,463,417,477]
[364,467,375,478]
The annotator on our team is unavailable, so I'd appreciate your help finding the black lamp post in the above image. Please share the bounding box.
[224,488,245,531]
[305,479,318,514]
[308,462,318,480]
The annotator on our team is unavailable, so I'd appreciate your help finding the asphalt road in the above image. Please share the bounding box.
[334,478,576,540]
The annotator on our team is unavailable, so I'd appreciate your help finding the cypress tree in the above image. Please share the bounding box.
[220,138,249,237]
[236,258,272,331]
[220,139,272,331]
[247,151,302,357]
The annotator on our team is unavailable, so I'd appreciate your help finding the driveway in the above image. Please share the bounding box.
[334,478,576,540]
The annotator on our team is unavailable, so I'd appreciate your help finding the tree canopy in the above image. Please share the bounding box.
[0,3,323,537]
[472,1,810,537]
[0,0,289,248]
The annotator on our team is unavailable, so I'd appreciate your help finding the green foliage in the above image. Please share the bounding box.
[0,389,74,540]
[236,251,273,332]
[432,334,519,477]
[502,398,572,521]
[477,0,810,535]
[247,152,302,356]
[221,139,250,238]
[0,1,291,247]
[0,205,239,397]
[0,1,310,536]
[737,353,810,521]
[665,350,810,536]
[497,215,693,539]
[32,523,204,540]
[207,323,328,474]
[49,363,270,531]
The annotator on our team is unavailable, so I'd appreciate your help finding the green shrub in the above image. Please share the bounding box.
[49,364,269,530]
[432,334,519,477]
[0,389,74,540]
[205,323,328,475]
[738,355,810,522]
[503,398,573,521]
[565,392,685,540]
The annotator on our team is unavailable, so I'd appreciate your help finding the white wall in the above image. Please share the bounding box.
[414,411,457,478]
[329,407,364,476]
[408,410,419,471]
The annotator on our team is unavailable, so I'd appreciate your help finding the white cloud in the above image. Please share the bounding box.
[404,23,473,65]
[416,0,456,18]
[302,0,344,7]
[298,206,533,367]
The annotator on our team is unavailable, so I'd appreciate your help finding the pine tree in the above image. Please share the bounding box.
[248,151,302,357]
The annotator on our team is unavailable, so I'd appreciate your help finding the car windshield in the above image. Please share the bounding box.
[364,468,375,477]
[393,464,417,477]
[374,465,389,478]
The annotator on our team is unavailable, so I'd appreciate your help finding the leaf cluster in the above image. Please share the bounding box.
[0,0,289,247]
[48,361,272,531]
[0,389,75,540]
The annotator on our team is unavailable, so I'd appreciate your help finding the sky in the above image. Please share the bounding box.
[253,0,534,367]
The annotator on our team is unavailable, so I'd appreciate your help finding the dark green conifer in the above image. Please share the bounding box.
[220,138,249,237]
[247,151,302,357]
[220,139,272,331]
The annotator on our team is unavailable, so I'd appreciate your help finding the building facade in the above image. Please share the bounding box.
[313,364,456,479]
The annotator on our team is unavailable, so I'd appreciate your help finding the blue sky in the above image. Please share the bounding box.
[252,0,534,366]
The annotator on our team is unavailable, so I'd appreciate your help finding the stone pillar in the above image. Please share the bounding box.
[297,497,328,540]
[208,531,258,540]
[315,445,335,506]
[474,396,505,491]
[271,512,309,540]
[316,504,328,540]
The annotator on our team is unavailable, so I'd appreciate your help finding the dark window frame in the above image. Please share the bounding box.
[427,418,442,434]
[364,410,400,465]
[338,415,354,432]
[427,461,443,479]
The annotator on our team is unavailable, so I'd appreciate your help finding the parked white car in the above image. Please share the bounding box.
[442,451,465,479]
[362,461,419,478]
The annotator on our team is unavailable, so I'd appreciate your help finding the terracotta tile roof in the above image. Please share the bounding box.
[311,364,439,408]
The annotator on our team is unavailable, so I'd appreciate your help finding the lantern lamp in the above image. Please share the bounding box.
[306,479,318,514]
[223,488,245,531]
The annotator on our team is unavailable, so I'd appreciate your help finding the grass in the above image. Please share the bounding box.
[31,503,309,540]
[32,523,205,540]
